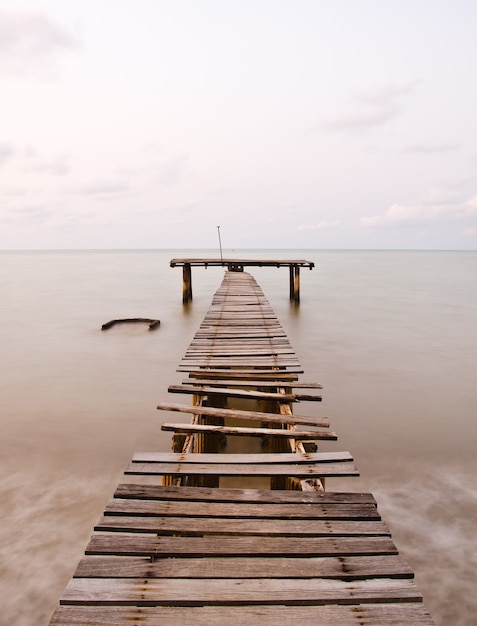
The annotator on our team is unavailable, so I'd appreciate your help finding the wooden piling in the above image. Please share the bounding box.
[182,262,192,303]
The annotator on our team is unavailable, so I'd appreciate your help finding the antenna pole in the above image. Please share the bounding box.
[217,226,223,264]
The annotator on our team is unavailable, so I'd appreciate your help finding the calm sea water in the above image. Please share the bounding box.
[0,249,476,625]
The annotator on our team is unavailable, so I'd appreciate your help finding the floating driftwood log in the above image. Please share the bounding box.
[101,318,160,331]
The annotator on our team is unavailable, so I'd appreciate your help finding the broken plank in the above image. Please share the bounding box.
[167,385,298,402]
[172,383,322,402]
[156,401,329,428]
[160,423,337,440]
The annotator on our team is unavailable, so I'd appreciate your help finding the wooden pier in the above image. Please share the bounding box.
[49,270,434,625]
[170,257,314,303]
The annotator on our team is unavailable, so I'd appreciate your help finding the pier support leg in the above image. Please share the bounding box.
[182,263,192,303]
[289,265,300,303]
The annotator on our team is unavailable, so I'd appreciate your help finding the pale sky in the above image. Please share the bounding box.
[1,0,477,249]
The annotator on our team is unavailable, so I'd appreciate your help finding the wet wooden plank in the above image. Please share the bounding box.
[114,484,377,505]
[156,401,330,427]
[160,423,336,440]
[50,603,435,625]
[74,554,412,579]
[60,577,422,606]
[86,534,398,557]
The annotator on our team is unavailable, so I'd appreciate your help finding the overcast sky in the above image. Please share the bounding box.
[1,0,476,249]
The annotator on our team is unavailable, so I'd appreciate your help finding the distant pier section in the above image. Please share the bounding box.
[170,257,315,303]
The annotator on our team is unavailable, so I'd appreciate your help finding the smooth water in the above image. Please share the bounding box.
[0,249,476,625]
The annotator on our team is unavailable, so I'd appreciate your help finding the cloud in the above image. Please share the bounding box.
[156,154,191,186]
[297,220,341,231]
[0,9,81,79]
[25,152,72,176]
[361,196,477,228]
[403,142,460,154]
[0,204,54,224]
[323,80,421,132]
[75,181,130,196]
[0,142,14,166]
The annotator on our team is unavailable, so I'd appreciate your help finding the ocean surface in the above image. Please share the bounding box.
[0,249,476,625]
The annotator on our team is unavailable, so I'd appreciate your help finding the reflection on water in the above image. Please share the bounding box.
[0,249,476,625]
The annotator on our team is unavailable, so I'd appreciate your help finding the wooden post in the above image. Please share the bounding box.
[182,263,192,303]
[293,265,300,302]
[290,264,300,303]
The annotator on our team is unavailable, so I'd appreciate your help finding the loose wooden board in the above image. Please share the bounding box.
[156,401,330,427]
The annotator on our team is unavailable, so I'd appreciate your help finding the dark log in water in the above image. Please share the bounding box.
[101,318,160,331]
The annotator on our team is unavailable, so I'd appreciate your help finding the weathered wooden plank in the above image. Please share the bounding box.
[86,534,398,557]
[196,320,282,327]
[183,348,295,357]
[172,383,323,402]
[157,401,329,427]
[125,461,358,478]
[60,577,422,606]
[114,484,377,505]
[131,452,352,464]
[74,554,412,579]
[50,603,435,625]
[182,378,322,388]
[185,367,300,382]
[104,498,379,520]
[193,331,288,338]
[178,365,305,373]
[198,312,280,316]
[186,342,292,350]
[179,359,301,368]
[168,384,298,402]
[190,331,291,338]
[160,423,336,440]
[170,257,314,267]
[94,516,388,536]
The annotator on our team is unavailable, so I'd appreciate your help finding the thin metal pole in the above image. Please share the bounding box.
[217,225,223,264]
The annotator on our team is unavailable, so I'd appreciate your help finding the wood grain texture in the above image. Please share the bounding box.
[50,604,434,625]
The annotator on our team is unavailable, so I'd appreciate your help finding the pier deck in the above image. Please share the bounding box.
[49,271,434,625]
[170,257,314,302]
